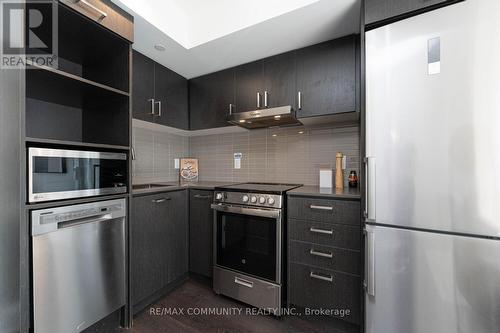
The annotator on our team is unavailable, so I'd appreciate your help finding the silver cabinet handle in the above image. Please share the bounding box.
[257,92,261,108]
[131,147,136,161]
[76,0,107,19]
[264,91,268,108]
[310,227,334,235]
[310,271,333,282]
[193,194,212,199]
[234,277,253,288]
[152,197,170,203]
[310,249,333,259]
[148,99,155,116]
[310,205,333,211]
[297,91,302,110]
[364,157,376,221]
[155,100,162,117]
[228,103,234,115]
[364,227,375,296]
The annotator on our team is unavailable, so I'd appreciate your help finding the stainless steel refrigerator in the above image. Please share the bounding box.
[364,0,500,332]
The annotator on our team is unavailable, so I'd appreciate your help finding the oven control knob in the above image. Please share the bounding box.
[259,197,266,204]
[250,196,257,203]
[216,193,224,200]
[267,197,275,205]
[242,195,249,203]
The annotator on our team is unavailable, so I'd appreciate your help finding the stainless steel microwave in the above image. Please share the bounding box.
[28,147,128,203]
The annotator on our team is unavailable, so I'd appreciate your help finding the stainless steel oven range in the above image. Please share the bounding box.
[211,183,301,313]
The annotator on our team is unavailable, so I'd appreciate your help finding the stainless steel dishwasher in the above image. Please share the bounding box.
[31,198,126,333]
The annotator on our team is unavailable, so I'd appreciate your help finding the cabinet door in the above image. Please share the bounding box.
[189,190,214,277]
[365,0,450,26]
[234,60,264,113]
[296,36,357,118]
[154,64,189,130]
[165,190,189,284]
[189,69,234,130]
[132,51,155,122]
[131,194,164,306]
[262,51,296,108]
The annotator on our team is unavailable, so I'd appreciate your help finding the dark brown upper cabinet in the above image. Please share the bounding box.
[132,51,155,123]
[189,68,235,130]
[365,0,457,28]
[234,60,264,113]
[263,51,297,109]
[234,51,296,113]
[132,50,189,130]
[296,35,357,119]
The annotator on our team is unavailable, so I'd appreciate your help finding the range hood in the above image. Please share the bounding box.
[227,106,302,129]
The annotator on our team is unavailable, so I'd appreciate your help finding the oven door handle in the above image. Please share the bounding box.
[211,204,281,219]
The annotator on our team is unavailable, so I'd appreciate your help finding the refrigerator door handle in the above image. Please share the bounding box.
[364,157,376,221]
[364,227,375,296]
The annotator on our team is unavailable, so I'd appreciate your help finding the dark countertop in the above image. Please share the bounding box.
[132,181,238,196]
[287,186,361,199]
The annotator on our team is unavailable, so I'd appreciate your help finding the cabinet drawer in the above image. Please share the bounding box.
[289,263,360,324]
[288,196,360,225]
[289,219,361,250]
[60,0,133,42]
[289,240,360,276]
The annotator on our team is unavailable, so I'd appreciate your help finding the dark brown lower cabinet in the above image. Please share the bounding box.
[287,195,362,326]
[189,190,214,277]
[131,190,188,313]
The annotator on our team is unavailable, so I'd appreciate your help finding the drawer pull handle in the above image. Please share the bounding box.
[193,194,212,199]
[310,205,333,211]
[310,271,333,282]
[152,197,171,203]
[234,277,254,288]
[310,227,334,235]
[76,0,108,19]
[310,249,333,259]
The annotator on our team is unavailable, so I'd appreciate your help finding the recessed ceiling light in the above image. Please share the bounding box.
[154,44,166,51]
[298,131,304,134]
[272,134,277,137]
[274,115,281,120]
[239,120,246,123]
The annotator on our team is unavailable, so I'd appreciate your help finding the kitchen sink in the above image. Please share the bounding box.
[132,184,174,190]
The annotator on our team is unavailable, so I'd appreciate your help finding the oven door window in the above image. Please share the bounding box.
[31,156,127,195]
[216,211,277,282]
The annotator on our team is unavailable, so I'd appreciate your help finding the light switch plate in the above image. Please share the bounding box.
[174,158,180,169]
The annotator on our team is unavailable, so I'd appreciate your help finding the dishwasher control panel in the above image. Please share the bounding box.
[31,199,126,236]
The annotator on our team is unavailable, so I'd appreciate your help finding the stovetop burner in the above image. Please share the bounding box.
[216,182,302,195]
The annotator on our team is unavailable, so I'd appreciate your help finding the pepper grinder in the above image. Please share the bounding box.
[335,152,344,190]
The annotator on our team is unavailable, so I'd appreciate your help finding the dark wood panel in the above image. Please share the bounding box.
[234,60,263,113]
[296,35,357,118]
[288,196,361,225]
[189,190,214,277]
[131,194,164,306]
[289,219,361,250]
[155,64,189,130]
[289,240,361,276]
[365,0,453,26]
[262,51,296,108]
[166,190,189,283]
[189,69,234,130]
[289,263,361,325]
[132,50,155,122]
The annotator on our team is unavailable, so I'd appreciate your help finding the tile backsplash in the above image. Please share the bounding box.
[133,123,360,187]
[132,127,189,184]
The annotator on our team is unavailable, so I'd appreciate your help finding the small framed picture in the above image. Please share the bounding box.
[179,158,198,182]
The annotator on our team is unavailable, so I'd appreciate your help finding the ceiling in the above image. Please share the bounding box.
[112,0,361,79]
